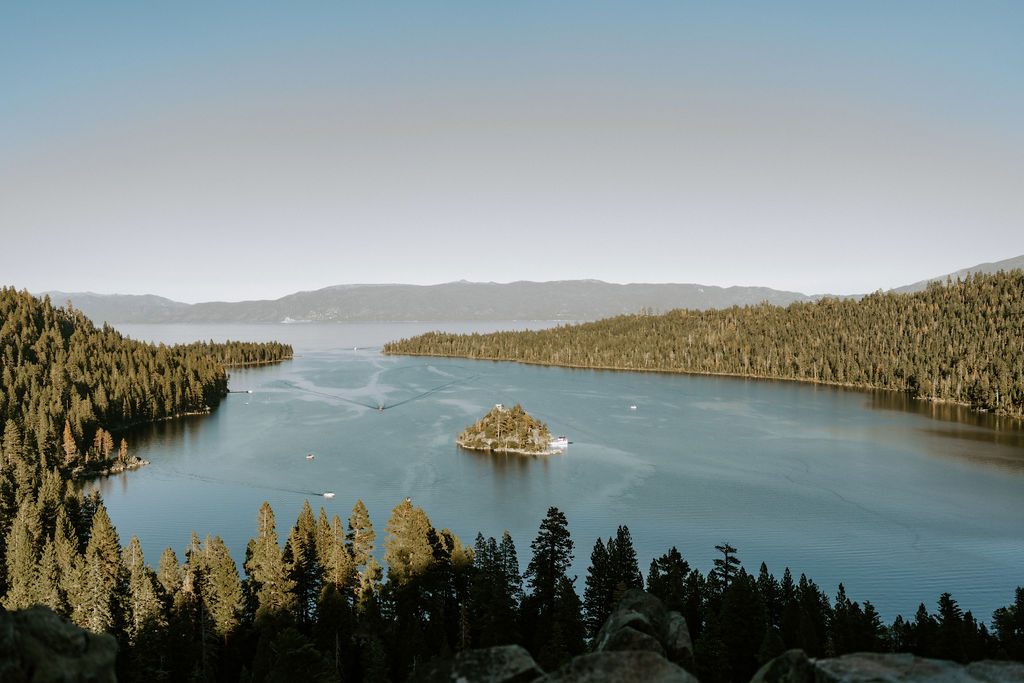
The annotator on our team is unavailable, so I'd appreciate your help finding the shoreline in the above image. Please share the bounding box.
[223,355,296,368]
[386,350,1023,421]
[456,440,560,456]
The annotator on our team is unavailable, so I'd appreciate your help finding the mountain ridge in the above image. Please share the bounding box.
[36,254,1024,324]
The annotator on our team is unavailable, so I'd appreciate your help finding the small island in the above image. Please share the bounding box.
[457,403,568,455]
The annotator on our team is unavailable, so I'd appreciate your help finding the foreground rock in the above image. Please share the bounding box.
[752,648,1024,682]
[592,589,695,672]
[0,605,118,682]
[413,593,1024,682]
[540,651,696,682]
[414,644,544,683]
[413,590,695,682]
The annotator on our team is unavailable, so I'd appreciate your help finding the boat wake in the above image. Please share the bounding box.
[278,371,479,411]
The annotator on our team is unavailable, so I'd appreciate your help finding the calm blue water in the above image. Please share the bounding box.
[95,323,1024,623]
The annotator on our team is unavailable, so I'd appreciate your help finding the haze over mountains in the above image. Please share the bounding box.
[40,254,1024,325]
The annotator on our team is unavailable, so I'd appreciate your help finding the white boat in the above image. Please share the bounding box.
[548,435,569,452]
[306,453,315,460]
[629,405,637,410]
[323,491,335,498]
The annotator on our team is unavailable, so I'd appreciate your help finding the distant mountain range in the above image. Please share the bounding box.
[38,254,1024,324]
[889,254,1024,294]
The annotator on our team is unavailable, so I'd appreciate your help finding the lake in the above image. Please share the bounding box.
[95,322,1024,623]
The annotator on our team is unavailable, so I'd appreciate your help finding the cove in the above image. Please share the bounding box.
[94,322,1024,623]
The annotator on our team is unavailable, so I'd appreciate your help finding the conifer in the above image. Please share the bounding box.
[347,499,375,577]
[2,493,42,609]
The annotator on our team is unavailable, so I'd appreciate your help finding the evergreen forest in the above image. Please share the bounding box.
[2,286,1024,681]
[384,270,1024,417]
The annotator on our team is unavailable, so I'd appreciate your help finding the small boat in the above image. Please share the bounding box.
[549,435,569,452]
[323,492,335,498]
[630,405,637,410]
[306,454,315,460]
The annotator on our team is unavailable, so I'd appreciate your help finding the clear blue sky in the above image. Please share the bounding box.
[2,2,1022,302]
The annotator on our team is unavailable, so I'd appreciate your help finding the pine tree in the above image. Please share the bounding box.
[719,570,767,680]
[123,535,165,645]
[35,536,66,614]
[524,507,574,617]
[286,500,322,624]
[2,493,42,609]
[583,537,613,639]
[244,501,296,623]
[53,507,83,622]
[157,546,182,600]
[646,546,691,614]
[499,530,523,605]
[710,542,740,593]
[62,419,78,466]
[383,498,435,587]
[80,503,125,634]
[607,525,643,599]
[203,534,242,643]
[347,499,375,583]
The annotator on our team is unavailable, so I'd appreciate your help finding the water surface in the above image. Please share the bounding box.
[96,323,1024,623]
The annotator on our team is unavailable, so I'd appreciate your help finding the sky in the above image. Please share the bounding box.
[2,2,1022,303]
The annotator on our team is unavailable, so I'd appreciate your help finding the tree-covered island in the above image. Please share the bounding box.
[457,402,566,454]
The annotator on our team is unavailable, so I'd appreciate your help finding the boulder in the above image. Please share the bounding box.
[411,644,544,683]
[539,651,698,683]
[753,649,1024,682]
[592,590,694,672]
[595,625,665,657]
[592,608,659,651]
[662,611,695,672]
[749,649,815,683]
[0,605,118,683]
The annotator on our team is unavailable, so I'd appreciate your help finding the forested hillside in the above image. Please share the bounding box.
[0,287,292,624]
[384,271,1024,417]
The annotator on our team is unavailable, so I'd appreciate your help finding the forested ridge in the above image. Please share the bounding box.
[384,270,1024,417]
[0,286,292,648]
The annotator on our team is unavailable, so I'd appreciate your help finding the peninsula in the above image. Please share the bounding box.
[457,403,567,455]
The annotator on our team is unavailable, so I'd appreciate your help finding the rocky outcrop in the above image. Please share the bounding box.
[591,589,694,673]
[413,594,1024,682]
[539,651,696,682]
[415,644,544,683]
[752,648,1024,683]
[412,590,695,682]
[0,605,118,683]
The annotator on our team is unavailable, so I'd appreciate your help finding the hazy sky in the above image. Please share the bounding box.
[2,2,1022,302]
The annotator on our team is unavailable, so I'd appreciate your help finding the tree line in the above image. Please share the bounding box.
[6,493,1023,681]
[384,270,1024,417]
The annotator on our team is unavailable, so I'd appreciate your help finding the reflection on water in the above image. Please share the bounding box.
[867,389,1024,473]
[460,444,544,479]
[868,389,1024,434]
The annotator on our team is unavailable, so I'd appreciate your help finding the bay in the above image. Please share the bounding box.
[95,322,1024,623]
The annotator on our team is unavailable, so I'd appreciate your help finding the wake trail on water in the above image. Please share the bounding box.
[278,371,479,411]
[160,469,327,498]
[780,466,923,552]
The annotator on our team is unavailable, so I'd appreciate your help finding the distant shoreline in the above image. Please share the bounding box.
[390,350,1012,419]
